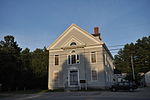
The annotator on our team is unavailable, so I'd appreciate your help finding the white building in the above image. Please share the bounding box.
[47,24,114,90]
[145,71,150,86]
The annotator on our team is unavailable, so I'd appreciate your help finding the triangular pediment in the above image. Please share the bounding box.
[62,35,85,47]
[47,24,103,50]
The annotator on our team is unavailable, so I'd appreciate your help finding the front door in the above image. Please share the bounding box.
[69,70,78,86]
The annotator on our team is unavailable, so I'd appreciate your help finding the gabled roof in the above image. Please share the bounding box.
[47,24,102,50]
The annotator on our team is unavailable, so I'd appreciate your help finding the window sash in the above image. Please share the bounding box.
[76,54,79,63]
[68,54,79,65]
[71,55,76,64]
[68,55,71,64]
[70,71,78,85]
[91,52,96,63]
[55,55,59,65]
[92,70,98,81]
[53,72,59,81]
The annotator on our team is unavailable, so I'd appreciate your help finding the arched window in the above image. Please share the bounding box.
[68,54,79,64]
[70,42,76,46]
[68,51,80,65]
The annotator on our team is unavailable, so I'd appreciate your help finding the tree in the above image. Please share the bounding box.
[134,36,150,73]
[31,47,48,89]
[20,48,33,89]
[0,35,49,90]
[114,36,150,81]
[0,35,22,90]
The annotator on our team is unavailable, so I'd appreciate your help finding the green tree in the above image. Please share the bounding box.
[0,35,49,90]
[0,35,22,90]
[31,47,48,89]
[114,36,150,81]
[20,48,33,89]
[134,36,150,73]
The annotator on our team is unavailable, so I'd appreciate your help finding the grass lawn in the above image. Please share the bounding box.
[0,89,49,98]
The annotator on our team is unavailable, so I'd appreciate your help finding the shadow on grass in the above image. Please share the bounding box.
[0,89,49,98]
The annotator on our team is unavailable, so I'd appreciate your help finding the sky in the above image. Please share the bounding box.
[0,0,150,55]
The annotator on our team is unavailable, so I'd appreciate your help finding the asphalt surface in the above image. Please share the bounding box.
[0,87,150,100]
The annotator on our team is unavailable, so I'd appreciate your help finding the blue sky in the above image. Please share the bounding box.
[0,0,150,55]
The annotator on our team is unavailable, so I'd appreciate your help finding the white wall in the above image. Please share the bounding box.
[145,71,150,87]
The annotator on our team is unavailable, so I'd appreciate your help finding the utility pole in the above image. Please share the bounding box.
[131,55,135,80]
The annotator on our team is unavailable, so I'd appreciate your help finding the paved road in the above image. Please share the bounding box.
[0,87,150,100]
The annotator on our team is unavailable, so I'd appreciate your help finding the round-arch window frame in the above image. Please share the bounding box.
[70,42,77,46]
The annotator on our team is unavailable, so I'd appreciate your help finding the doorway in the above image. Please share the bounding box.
[69,70,79,87]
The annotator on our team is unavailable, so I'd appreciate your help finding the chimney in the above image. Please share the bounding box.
[92,27,101,40]
[94,27,99,35]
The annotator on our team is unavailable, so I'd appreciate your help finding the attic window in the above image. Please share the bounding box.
[70,42,76,46]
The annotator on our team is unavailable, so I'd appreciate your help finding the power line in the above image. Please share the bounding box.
[109,48,121,51]
[110,52,119,54]
[108,45,124,48]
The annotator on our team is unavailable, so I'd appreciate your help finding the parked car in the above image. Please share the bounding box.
[110,81,138,92]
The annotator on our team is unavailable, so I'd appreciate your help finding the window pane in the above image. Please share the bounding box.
[92,70,97,80]
[68,55,70,64]
[91,52,96,63]
[76,54,80,63]
[70,42,76,46]
[71,55,76,64]
[55,55,59,65]
[68,54,80,65]
[53,72,59,81]
[70,71,78,85]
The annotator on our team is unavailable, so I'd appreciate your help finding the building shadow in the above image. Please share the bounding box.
[49,51,113,91]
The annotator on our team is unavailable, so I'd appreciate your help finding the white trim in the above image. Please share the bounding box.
[49,43,104,51]
[54,55,59,66]
[48,66,51,87]
[90,51,97,64]
[73,26,100,43]
[67,53,80,65]
[105,70,109,82]
[76,54,80,64]
[53,71,59,81]
[49,49,63,52]
[68,68,79,87]
[62,35,85,47]
[47,24,74,50]
[47,24,101,50]
[104,53,107,66]
[91,69,98,82]
[84,45,102,49]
